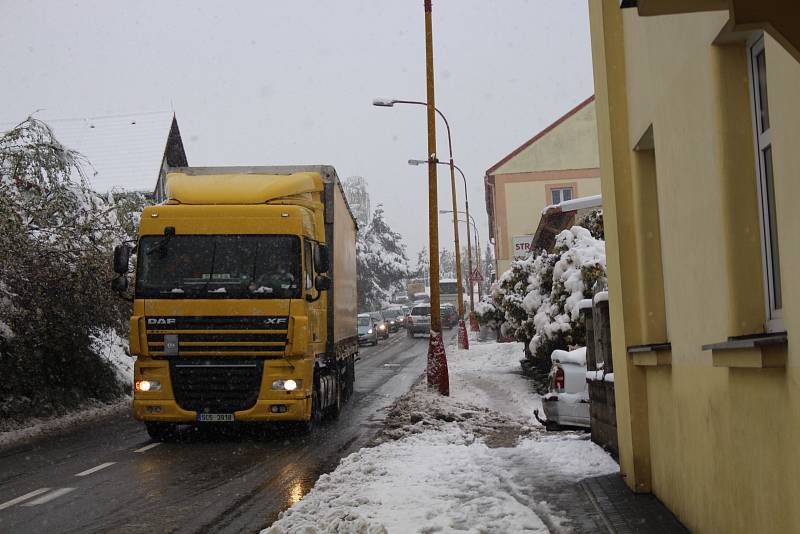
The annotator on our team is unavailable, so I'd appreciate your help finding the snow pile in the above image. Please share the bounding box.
[551,346,587,366]
[265,338,618,533]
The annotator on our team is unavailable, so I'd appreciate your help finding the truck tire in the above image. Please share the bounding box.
[346,356,355,400]
[328,374,343,419]
[145,422,177,442]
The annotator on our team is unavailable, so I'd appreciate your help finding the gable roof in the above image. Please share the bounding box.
[3,110,187,193]
[485,95,595,177]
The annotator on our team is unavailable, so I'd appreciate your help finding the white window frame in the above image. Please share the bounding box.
[550,187,573,205]
[747,35,784,332]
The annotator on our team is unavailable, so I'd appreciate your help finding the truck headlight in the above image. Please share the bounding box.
[135,380,161,392]
[272,379,301,391]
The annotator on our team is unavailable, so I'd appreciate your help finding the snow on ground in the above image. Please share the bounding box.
[0,398,128,449]
[265,336,618,534]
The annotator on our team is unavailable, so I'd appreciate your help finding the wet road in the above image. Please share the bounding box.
[0,330,429,533]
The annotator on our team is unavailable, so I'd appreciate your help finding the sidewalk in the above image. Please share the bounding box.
[265,335,687,533]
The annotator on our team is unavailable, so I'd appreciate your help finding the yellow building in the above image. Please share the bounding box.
[589,1,800,532]
[484,96,601,275]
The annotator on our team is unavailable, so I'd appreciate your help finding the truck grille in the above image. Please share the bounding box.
[145,316,289,357]
[170,359,263,414]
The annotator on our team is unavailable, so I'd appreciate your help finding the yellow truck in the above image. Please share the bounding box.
[111,166,358,440]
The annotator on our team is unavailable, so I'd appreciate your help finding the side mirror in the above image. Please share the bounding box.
[113,244,131,274]
[111,276,128,293]
[314,275,331,292]
[314,244,330,273]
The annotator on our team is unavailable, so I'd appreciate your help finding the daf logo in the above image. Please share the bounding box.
[264,317,289,326]
[147,318,177,325]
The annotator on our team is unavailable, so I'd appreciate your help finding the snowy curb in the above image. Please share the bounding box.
[0,398,129,450]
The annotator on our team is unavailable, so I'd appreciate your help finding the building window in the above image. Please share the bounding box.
[550,187,573,205]
[749,36,782,330]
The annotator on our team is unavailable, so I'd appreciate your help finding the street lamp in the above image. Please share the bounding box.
[409,158,475,317]
[373,99,466,341]
[439,209,483,302]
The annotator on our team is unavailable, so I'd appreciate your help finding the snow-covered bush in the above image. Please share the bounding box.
[474,297,503,329]
[0,117,129,421]
[492,219,606,388]
[528,226,606,360]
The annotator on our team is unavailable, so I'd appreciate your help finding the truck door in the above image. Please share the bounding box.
[304,239,324,351]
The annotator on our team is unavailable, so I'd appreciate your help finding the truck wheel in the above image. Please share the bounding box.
[328,375,343,419]
[145,422,177,442]
[346,356,355,399]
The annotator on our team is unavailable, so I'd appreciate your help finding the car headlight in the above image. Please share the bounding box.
[368,329,373,334]
[272,379,301,391]
[379,324,386,330]
[135,380,161,392]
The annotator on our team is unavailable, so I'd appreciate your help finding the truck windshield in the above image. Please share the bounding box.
[136,234,301,299]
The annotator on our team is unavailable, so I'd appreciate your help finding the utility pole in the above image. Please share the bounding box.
[424,0,448,395]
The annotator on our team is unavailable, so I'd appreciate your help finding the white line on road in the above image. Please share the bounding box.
[74,462,116,477]
[134,442,162,453]
[22,487,76,507]
[0,488,51,511]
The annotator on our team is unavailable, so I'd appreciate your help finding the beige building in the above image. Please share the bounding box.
[484,96,601,275]
[590,1,800,532]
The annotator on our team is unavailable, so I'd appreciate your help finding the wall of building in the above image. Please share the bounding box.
[493,103,600,174]
[496,174,601,274]
[590,2,800,532]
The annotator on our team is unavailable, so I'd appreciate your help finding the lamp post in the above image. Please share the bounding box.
[409,158,474,318]
[373,103,467,350]
[439,209,483,313]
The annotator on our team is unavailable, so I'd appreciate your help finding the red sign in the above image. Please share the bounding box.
[469,268,484,283]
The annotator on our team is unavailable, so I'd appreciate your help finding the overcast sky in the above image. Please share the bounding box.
[0,0,594,261]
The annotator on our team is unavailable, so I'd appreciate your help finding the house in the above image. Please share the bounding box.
[40,111,188,199]
[484,96,601,276]
[589,1,800,532]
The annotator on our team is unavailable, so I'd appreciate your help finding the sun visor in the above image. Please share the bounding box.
[165,172,324,204]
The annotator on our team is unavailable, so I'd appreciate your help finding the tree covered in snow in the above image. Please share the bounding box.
[527,226,606,363]
[492,221,606,384]
[356,205,412,312]
[0,117,129,421]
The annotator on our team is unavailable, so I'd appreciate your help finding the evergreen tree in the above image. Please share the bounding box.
[356,205,412,312]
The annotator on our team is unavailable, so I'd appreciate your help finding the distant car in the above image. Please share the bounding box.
[412,292,430,303]
[381,307,405,333]
[534,347,590,430]
[440,303,458,329]
[406,304,432,337]
[370,311,389,339]
[357,314,378,346]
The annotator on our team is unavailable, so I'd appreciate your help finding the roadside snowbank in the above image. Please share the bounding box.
[265,338,617,533]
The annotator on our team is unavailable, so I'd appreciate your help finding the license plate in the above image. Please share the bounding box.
[197,413,234,422]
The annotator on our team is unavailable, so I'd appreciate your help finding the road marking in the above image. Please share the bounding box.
[74,462,115,477]
[22,487,76,506]
[134,442,162,453]
[383,363,401,368]
[0,488,51,510]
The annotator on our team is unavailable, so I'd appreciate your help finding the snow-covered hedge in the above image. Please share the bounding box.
[492,217,606,370]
